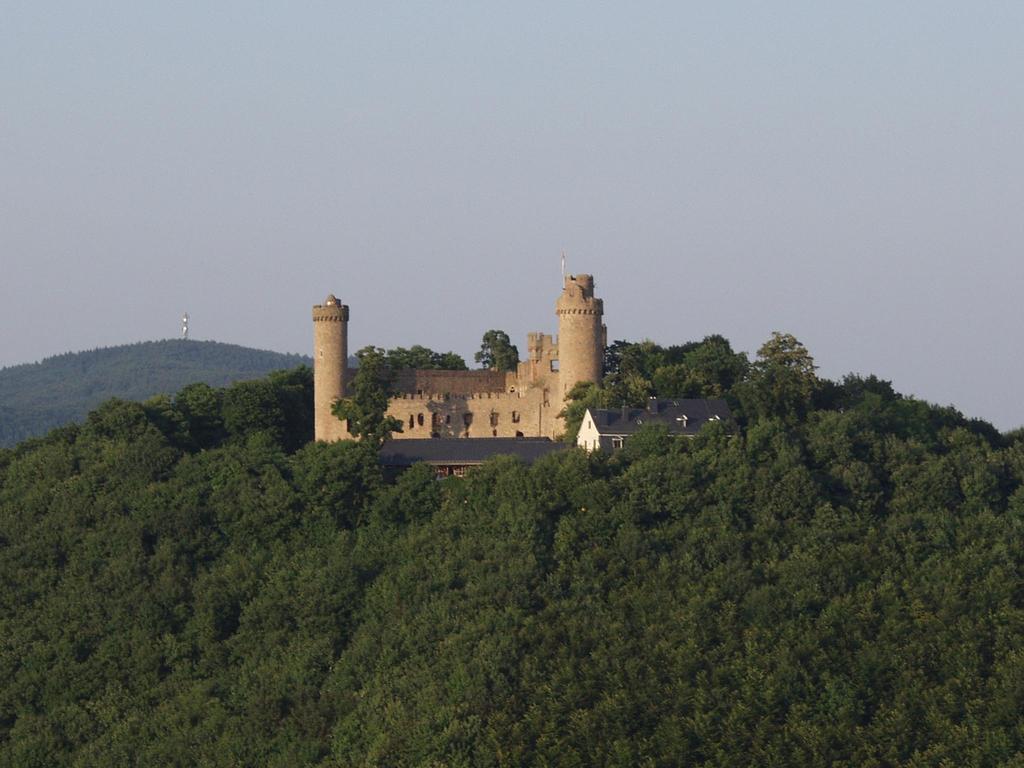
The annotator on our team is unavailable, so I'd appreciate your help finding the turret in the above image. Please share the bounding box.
[556,273,605,401]
[312,294,350,441]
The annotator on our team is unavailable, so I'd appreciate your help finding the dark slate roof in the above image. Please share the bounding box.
[587,399,732,437]
[379,438,569,467]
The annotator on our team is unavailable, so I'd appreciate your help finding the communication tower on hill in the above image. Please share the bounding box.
[181,313,189,340]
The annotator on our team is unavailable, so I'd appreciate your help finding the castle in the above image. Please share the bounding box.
[313,273,606,441]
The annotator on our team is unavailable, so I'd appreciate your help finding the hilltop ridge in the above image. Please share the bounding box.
[0,339,310,446]
[2,334,1023,764]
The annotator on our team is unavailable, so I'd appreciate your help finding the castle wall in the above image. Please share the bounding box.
[312,272,604,444]
[394,368,509,396]
[515,332,559,386]
[388,334,564,438]
[387,387,560,439]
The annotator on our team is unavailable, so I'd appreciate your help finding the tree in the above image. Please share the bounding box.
[617,339,666,380]
[221,380,288,444]
[757,331,818,379]
[681,335,749,396]
[331,346,403,445]
[434,351,469,371]
[174,382,225,449]
[6,356,1024,766]
[559,381,612,442]
[386,346,467,371]
[475,330,519,372]
[736,331,819,424]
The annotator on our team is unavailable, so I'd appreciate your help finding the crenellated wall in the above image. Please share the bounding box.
[393,369,510,396]
[387,387,558,438]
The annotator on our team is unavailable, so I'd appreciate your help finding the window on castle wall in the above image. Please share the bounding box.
[492,429,497,437]
[409,415,414,429]
[489,412,499,427]
[445,414,451,424]
[550,360,560,372]
[431,412,440,427]
[512,411,520,423]
[417,413,424,427]
[463,413,473,426]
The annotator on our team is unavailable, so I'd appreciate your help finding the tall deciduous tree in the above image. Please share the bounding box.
[559,380,613,441]
[475,330,519,372]
[331,346,403,445]
[738,331,820,423]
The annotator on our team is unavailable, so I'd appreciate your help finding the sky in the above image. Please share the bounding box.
[2,2,1022,428]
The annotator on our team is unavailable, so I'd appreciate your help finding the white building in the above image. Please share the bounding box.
[577,398,732,452]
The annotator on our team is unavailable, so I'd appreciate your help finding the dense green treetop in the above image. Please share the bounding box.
[475,330,520,372]
[3,332,1024,766]
[331,346,404,446]
[383,345,467,371]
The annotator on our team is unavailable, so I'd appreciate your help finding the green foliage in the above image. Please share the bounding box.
[331,347,403,446]
[560,380,613,442]
[384,345,467,371]
[174,382,226,448]
[0,339,310,447]
[600,335,749,405]
[3,336,1024,766]
[474,329,520,372]
[734,331,820,425]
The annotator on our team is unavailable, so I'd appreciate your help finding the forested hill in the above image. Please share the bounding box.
[0,340,310,447]
[3,334,1024,765]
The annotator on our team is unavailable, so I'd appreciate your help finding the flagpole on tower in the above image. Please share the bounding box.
[561,250,566,282]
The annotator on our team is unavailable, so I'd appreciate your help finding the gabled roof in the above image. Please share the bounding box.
[379,437,568,467]
[585,398,732,437]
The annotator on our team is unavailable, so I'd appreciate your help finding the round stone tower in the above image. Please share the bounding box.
[556,273,605,401]
[312,294,350,442]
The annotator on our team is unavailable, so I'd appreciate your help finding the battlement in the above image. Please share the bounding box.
[394,390,529,402]
[312,301,349,322]
[557,275,603,314]
[565,273,594,296]
[526,332,557,360]
[556,304,603,316]
[394,368,509,396]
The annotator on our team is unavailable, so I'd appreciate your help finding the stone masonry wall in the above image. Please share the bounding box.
[313,299,349,442]
[393,369,509,396]
[387,387,560,439]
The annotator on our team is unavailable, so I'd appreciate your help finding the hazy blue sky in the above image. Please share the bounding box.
[2,2,1022,428]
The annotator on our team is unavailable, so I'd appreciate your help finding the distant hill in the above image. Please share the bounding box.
[0,339,311,446]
